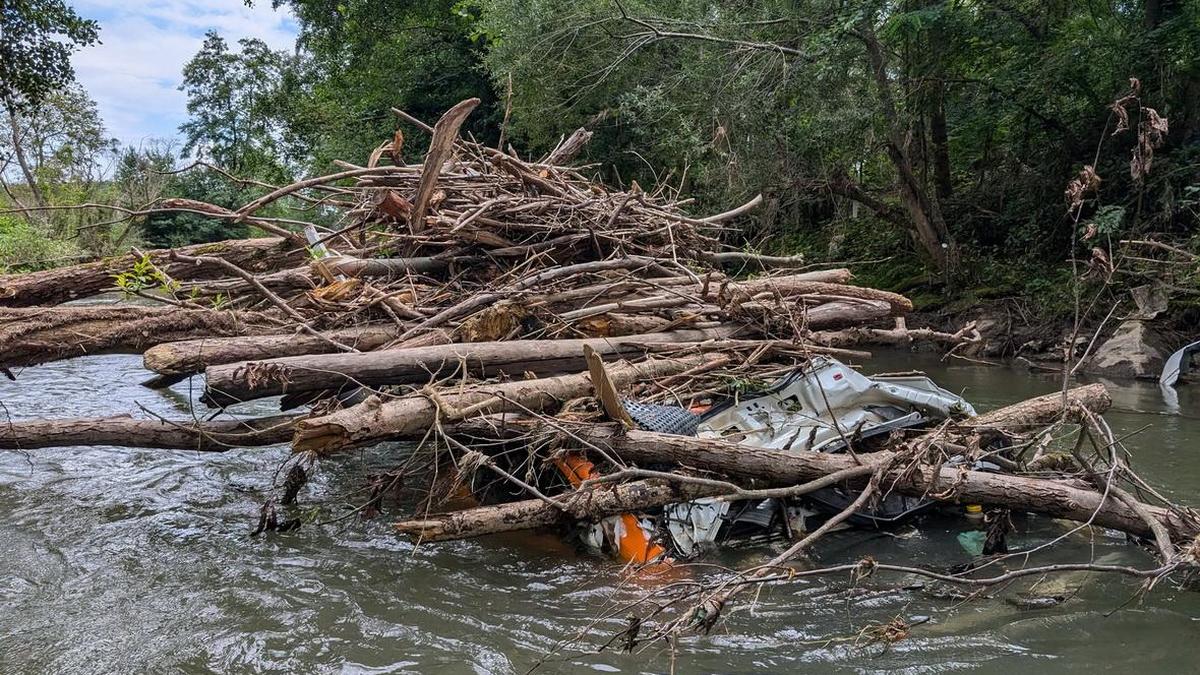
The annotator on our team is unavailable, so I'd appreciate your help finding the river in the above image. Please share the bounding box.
[1,350,1197,673]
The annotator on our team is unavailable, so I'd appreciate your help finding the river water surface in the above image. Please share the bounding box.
[1,350,1198,673]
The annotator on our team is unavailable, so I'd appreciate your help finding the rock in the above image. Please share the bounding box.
[1082,320,1169,379]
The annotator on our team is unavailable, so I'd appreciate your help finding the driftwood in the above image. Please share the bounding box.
[395,384,1199,545]
[291,355,713,455]
[0,306,278,370]
[0,238,304,307]
[204,328,738,406]
[0,414,301,451]
[142,325,407,377]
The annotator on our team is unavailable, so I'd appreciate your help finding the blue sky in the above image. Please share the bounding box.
[69,1,299,148]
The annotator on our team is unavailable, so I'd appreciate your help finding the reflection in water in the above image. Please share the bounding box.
[0,351,1198,673]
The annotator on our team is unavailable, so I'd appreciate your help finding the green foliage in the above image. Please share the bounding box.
[179,31,294,180]
[113,253,179,296]
[0,0,99,109]
[0,215,81,272]
[262,0,499,171]
[140,170,252,248]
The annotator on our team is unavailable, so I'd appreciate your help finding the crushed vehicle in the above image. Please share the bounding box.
[476,356,992,564]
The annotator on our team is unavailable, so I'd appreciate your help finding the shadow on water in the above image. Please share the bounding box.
[0,350,1197,673]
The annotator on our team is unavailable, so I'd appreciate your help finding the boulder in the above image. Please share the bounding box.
[1082,320,1170,380]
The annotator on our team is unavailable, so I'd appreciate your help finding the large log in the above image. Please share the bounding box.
[0,414,300,451]
[550,426,1199,544]
[397,480,715,541]
[204,328,738,406]
[721,276,912,314]
[143,325,406,376]
[393,384,1200,545]
[0,306,278,370]
[0,237,307,307]
[291,355,711,456]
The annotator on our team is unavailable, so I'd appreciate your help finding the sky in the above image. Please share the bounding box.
[68,0,299,149]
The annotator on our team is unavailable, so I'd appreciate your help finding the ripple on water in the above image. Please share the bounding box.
[3,352,1200,673]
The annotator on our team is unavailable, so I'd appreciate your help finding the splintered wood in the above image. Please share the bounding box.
[1,99,1190,625]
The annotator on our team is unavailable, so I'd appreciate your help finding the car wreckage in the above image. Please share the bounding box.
[475,356,993,564]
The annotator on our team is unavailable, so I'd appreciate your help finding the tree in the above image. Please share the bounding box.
[479,0,1200,283]
[252,0,499,170]
[0,85,116,214]
[0,0,99,109]
[1,0,100,210]
[179,31,292,180]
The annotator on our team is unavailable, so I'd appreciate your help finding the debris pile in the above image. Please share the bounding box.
[0,99,1195,643]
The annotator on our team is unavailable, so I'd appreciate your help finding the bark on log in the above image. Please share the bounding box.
[0,306,278,370]
[795,299,892,329]
[964,384,1106,428]
[323,255,483,278]
[143,325,405,376]
[0,238,306,307]
[404,386,1197,545]
[721,276,912,314]
[0,414,301,451]
[809,319,980,349]
[544,127,594,165]
[178,267,317,297]
[204,328,738,406]
[397,480,714,541]
[291,355,712,455]
[558,425,1197,543]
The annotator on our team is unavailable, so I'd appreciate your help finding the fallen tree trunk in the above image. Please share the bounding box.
[143,326,405,376]
[392,383,1200,545]
[291,355,712,455]
[205,327,738,406]
[397,480,717,541]
[720,277,911,314]
[809,318,981,349]
[0,413,301,451]
[400,425,1198,546]
[0,238,307,307]
[0,306,279,370]
[323,255,484,277]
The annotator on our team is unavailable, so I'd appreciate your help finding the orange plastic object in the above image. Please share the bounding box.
[553,452,666,564]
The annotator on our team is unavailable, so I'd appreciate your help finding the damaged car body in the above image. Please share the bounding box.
[473,357,989,563]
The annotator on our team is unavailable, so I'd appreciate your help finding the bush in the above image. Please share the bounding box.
[0,216,84,272]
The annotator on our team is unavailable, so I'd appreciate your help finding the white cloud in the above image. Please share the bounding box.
[69,1,298,148]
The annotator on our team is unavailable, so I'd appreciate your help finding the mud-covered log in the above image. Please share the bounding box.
[0,414,301,451]
[204,328,737,406]
[291,355,712,455]
[143,325,406,376]
[0,238,307,307]
[0,306,279,370]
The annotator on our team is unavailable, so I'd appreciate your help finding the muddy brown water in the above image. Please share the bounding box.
[1,350,1198,673]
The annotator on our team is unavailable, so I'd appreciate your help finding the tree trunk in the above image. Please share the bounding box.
[0,237,305,307]
[143,325,407,377]
[3,97,47,210]
[404,384,1197,545]
[0,306,278,369]
[861,21,953,271]
[396,480,714,541]
[0,414,300,451]
[930,80,953,201]
[291,355,713,455]
[204,328,737,406]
